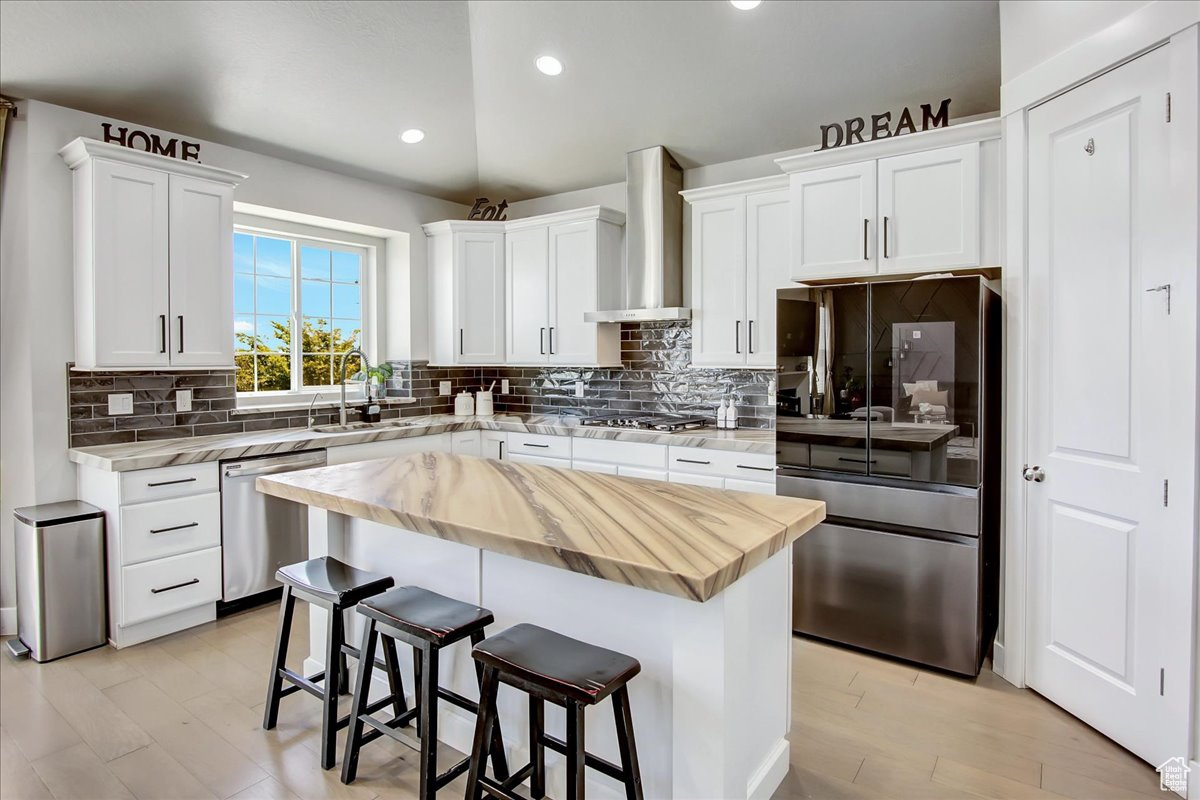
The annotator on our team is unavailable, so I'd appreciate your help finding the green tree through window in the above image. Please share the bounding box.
[234,319,361,393]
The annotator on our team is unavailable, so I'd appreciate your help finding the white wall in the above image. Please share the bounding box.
[999,0,1153,82]
[0,99,467,627]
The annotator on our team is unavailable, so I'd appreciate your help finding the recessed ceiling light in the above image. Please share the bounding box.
[399,128,425,144]
[730,0,762,9]
[535,55,564,76]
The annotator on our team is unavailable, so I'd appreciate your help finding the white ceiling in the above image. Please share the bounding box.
[0,0,1000,204]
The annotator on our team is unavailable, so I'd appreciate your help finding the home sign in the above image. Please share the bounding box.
[468,197,509,221]
[101,123,202,162]
[818,98,951,151]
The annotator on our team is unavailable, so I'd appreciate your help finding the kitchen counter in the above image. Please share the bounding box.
[256,452,822,602]
[275,454,819,799]
[776,417,959,451]
[69,412,775,471]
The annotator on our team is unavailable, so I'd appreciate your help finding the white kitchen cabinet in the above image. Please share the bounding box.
[684,177,790,368]
[450,429,482,457]
[482,430,507,460]
[619,466,668,482]
[60,138,245,370]
[776,118,1001,282]
[326,433,451,465]
[504,207,623,366]
[573,460,619,475]
[426,221,506,365]
[667,444,776,491]
[668,472,725,489]
[507,452,571,469]
[876,143,979,273]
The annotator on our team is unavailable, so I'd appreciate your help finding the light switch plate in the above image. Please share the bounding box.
[176,389,192,412]
[108,393,134,415]
[439,381,451,396]
[574,380,584,398]
[501,379,510,394]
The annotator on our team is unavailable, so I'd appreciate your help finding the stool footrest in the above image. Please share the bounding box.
[540,732,627,783]
[279,668,326,700]
[437,686,480,715]
[475,774,529,800]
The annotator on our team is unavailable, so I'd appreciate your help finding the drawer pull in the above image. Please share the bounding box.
[146,477,198,487]
[523,443,550,448]
[737,465,774,472]
[151,578,200,594]
[837,457,877,464]
[149,522,199,535]
[675,458,711,465]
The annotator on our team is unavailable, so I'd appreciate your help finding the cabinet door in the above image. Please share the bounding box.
[877,143,980,273]
[573,459,619,475]
[790,161,876,279]
[168,175,234,366]
[90,159,171,367]
[451,430,483,457]
[618,466,667,482]
[690,196,746,366]
[481,430,506,460]
[506,226,549,363]
[548,220,598,365]
[455,232,505,363]
[745,189,791,368]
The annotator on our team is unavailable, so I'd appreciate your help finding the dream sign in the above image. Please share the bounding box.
[818,98,951,151]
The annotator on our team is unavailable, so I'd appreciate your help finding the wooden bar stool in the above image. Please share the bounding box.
[464,623,644,800]
[263,556,395,770]
[340,586,510,798]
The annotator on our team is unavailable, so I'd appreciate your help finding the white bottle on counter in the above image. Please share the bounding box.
[454,391,475,417]
[717,399,729,429]
[727,400,739,430]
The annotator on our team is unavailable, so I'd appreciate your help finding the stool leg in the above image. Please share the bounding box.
[412,647,422,730]
[320,602,344,770]
[380,635,408,724]
[340,618,378,785]
[337,607,350,695]
[566,701,586,800]
[612,687,644,800]
[416,644,439,800]
[263,585,295,730]
[470,630,510,782]
[463,665,499,800]
[529,696,546,799]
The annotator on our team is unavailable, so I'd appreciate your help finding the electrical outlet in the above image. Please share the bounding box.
[107,393,133,415]
[439,380,452,396]
[176,389,192,412]
[501,379,510,394]
[574,380,584,398]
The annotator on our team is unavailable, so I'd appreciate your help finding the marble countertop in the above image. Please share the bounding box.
[257,452,824,602]
[69,413,776,472]
[776,418,959,451]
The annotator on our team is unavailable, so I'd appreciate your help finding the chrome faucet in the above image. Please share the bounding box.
[307,392,322,429]
[338,348,371,426]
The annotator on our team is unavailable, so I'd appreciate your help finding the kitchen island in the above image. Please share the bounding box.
[257,452,824,800]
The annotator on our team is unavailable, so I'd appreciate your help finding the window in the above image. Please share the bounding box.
[234,230,366,395]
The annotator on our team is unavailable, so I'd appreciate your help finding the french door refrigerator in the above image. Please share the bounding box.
[776,276,1001,675]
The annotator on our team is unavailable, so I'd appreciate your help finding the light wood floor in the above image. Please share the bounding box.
[0,604,1160,800]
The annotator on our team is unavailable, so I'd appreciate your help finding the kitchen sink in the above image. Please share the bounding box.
[311,420,422,434]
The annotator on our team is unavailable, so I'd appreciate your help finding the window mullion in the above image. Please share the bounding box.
[291,242,301,393]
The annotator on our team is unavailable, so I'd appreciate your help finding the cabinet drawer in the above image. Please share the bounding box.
[507,452,571,469]
[121,462,218,504]
[572,438,667,469]
[617,466,668,483]
[451,430,483,457]
[508,432,571,460]
[121,546,221,626]
[667,446,776,482]
[810,444,911,477]
[724,478,776,495]
[120,492,220,565]
[573,460,619,475]
[667,472,725,489]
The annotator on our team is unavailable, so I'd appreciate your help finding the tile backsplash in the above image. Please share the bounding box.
[67,322,775,447]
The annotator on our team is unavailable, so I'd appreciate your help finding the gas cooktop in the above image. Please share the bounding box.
[578,412,709,432]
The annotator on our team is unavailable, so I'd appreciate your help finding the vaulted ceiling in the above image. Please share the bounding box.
[0,0,1000,204]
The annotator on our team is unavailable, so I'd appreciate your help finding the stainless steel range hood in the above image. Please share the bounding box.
[585,146,691,322]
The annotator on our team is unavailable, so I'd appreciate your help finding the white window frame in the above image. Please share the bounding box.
[233,215,383,409]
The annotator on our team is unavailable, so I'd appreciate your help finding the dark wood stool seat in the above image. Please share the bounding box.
[340,587,509,799]
[263,556,396,771]
[465,624,644,800]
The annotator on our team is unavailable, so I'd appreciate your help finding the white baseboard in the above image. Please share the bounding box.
[1187,760,1199,800]
[0,606,16,636]
[991,640,1006,676]
[747,738,790,800]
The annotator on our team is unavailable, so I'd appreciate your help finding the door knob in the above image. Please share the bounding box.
[1022,465,1045,483]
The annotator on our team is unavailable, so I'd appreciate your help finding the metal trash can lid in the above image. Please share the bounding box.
[14,501,104,527]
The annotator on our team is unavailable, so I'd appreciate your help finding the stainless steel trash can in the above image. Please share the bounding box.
[11,501,107,662]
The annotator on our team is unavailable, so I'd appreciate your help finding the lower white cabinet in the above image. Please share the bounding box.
[668,472,725,489]
[507,452,571,469]
[507,431,571,460]
[121,547,222,626]
[326,433,451,465]
[120,492,221,565]
[482,430,507,460]
[451,430,483,456]
[667,445,776,494]
[573,460,619,475]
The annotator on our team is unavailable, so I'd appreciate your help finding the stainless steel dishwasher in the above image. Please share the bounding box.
[220,450,326,606]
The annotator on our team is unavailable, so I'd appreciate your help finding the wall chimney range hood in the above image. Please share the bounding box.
[585,146,691,322]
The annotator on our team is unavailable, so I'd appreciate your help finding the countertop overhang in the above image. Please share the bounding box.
[256,452,824,602]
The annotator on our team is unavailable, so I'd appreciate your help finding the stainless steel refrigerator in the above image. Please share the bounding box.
[776,276,1001,676]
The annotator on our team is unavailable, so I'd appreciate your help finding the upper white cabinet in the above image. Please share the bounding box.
[776,118,1000,282]
[60,138,245,370]
[505,226,551,364]
[683,177,790,368]
[426,222,506,365]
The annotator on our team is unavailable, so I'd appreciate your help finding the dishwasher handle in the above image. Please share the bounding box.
[223,453,326,479]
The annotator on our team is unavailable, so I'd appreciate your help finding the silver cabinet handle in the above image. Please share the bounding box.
[675,458,711,465]
[1022,465,1046,482]
[149,522,199,534]
[147,477,197,487]
[151,578,199,594]
[177,316,184,353]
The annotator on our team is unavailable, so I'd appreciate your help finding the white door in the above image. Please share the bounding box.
[877,142,980,273]
[745,189,790,368]
[454,232,505,364]
[789,161,876,280]
[690,196,746,366]
[1026,46,1190,767]
[168,175,234,367]
[548,220,598,365]
[506,226,549,364]
[90,159,171,367]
